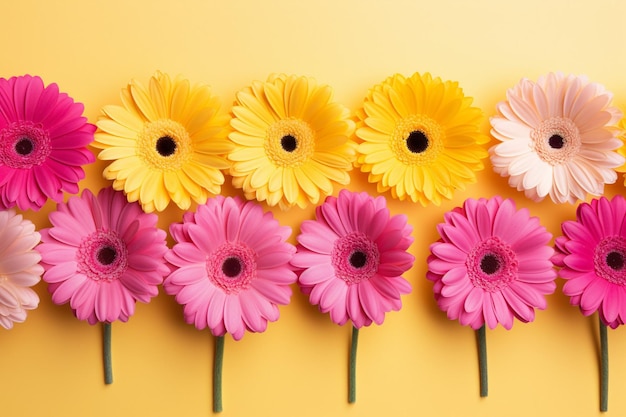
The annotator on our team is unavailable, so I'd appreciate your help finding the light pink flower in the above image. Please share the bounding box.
[291,190,414,328]
[0,75,95,210]
[38,187,169,324]
[554,195,626,328]
[0,210,43,329]
[490,72,624,204]
[427,197,556,329]
[164,196,296,340]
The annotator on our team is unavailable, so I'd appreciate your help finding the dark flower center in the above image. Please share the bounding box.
[349,251,367,268]
[406,130,429,153]
[97,246,117,266]
[548,134,564,149]
[222,257,242,278]
[15,137,34,156]
[480,254,500,275]
[606,251,625,271]
[280,135,297,152]
[156,136,177,156]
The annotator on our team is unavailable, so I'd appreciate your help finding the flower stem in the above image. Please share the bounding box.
[213,335,225,413]
[476,325,487,397]
[349,326,359,404]
[600,317,608,412]
[103,322,113,385]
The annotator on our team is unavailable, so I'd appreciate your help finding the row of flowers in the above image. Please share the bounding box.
[1,72,624,216]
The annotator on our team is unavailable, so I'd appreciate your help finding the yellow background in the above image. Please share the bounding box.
[2,0,626,416]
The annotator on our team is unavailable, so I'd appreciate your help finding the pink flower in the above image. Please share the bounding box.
[0,75,95,210]
[554,195,626,328]
[291,190,414,328]
[427,197,556,329]
[0,210,43,329]
[164,196,296,340]
[38,187,169,324]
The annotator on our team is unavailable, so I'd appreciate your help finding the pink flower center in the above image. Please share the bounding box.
[77,231,128,281]
[331,232,380,285]
[207,242,257,294]
[594,236,626,285]
[0,121,51,168]
[467,236,518,291]
[531,117,581,165]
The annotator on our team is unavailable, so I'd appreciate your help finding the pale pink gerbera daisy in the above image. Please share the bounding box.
[490,72,623,204]
[0,210,43,329]
[0,75,95,210]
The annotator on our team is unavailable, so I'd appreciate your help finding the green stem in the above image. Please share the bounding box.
[213,335,225,413]
[476,325,487,397]
[349,326,359,404]
[103,322,113,385]
[600,318,608,412]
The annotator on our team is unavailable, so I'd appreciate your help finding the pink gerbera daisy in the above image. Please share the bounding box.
[291,189,414,403]
[490,72,623,204]
[0,75,95,210]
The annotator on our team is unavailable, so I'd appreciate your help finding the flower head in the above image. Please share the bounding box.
[38,187,169,324]
[355,72,489,206]
[553,196,626,328]
[490,72,624,204]
[93,71,233,212]
[164,196,296,340]
[291,190,414,328]
[0,210,43,328]
[228,74,356,209]
[0,75,95,210]
[427,197,556,330]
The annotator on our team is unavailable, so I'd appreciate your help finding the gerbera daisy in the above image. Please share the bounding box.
[355,72,489,206]
[0,75,95,210]
[490,72,624,204]
[228,74,356,209]
[291,189,414,403]
[93,71,233,212]
[0,209,43,329]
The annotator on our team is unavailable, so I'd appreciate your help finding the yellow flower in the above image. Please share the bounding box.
[93,71,233,212]
[228,74,356,209]
[355,72,489,205]
[615,117,626,181]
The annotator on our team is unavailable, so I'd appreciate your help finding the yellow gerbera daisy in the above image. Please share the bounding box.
[93,71,233,212]
[355,72,489,205]
[614,117,626,182]
[228,74,356,209]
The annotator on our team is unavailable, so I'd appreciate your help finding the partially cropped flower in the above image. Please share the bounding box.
[292,190,414,328]
[38,187,169,324]
[355,72,489,206]
[0,210,43,328]
[490,72,624,204]
[164,196,296,340]
[0,75,95,210]
[228,74,356,209]
[427,197,556,329]
[554,195,626,328]
[93,71,233,212]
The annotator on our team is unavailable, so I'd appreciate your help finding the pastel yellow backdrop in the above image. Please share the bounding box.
[1,0,625,416]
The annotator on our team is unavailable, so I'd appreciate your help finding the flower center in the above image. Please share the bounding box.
[594,236,626,285]
[392,114,443,165]
[331,232,380,285]
[207,242,257,294]
[138,119,192,170]
[0,121,51,169]
[467,237,518,292]
[265,119,315,167]
[531,117,581,165]
[77,231,128,282]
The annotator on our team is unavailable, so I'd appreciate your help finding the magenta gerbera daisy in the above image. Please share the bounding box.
[0,75,95,210]
[291,189,414,403]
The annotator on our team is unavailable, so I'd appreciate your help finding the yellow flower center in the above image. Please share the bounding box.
[265,118,315,167]
[391,114,443,165]
[531,117,581,165]
[137,119,192,171]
